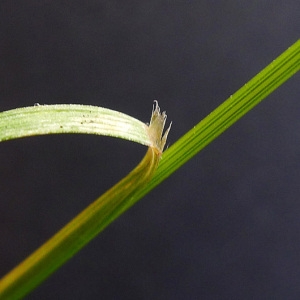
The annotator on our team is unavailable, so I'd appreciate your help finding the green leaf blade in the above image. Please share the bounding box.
[137,39,300,198]
[0,104,150,146]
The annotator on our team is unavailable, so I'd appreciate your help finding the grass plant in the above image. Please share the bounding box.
[0,39,299,299]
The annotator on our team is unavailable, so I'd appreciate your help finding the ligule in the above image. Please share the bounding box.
[147,100,172,154]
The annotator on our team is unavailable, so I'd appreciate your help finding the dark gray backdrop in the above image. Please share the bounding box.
[1,1,300,299]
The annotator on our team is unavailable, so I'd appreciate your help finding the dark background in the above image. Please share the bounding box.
[1,1,300,299]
